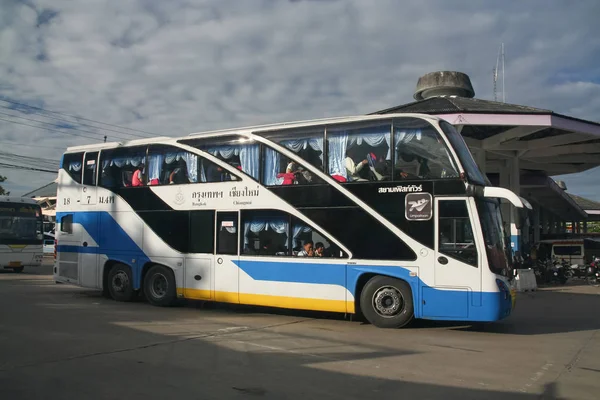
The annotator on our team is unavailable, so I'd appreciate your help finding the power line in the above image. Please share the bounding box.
[0,104,151,139]
[0,116,102,141]
[0,110,142,142]
[0,151,60,165]
[3,141,66,150]
[0,162,57,174]
[0,98,160,137]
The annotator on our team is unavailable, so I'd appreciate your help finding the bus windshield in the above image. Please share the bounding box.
[439,121,489,186]
[476,199,511,276]
[0,203,43,244]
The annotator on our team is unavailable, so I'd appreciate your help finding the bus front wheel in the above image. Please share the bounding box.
[143,265,176,307]
[107,263,135,302]
[360,276,414,329]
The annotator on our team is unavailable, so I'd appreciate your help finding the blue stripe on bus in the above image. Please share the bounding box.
[235,260,346,287]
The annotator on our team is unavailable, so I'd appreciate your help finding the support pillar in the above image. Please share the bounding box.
[509,157,521,253]
[533,205,541,244]
[499,160,511,240]
[475,150,486,176]
[584,221,588,234]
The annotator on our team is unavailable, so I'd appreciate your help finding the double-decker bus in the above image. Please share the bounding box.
[54,114,526,328]
[0,196,44,273]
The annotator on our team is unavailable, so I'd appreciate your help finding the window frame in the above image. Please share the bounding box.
[62,152,84,184]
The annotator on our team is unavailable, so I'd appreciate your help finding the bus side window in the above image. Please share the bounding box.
[62,153,84,184]
[99,147,147,189]
[393,119,459,180]
[327,124,391,183]
[438,200,477,267]
[291,217,346,258]
[241,210,289,256]
[262,146,325,187]
[61,214,73,234]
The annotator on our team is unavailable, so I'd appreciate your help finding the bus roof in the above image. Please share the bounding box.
[0,196,40,205]
[62,113,441,153]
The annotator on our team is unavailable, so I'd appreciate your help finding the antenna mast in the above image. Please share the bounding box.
[501,43,505,103]
[493,43,505,103]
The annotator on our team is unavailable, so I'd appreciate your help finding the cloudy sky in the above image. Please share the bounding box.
[1,0,599,199]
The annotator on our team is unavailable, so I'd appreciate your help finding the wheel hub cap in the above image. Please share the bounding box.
[112,272,129,293]
[150,273,168,299]
[372,286,403,317]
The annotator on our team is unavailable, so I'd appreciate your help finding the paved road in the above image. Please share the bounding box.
[1,260,599,399]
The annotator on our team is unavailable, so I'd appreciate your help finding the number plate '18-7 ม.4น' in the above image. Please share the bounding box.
[405,193,433,221]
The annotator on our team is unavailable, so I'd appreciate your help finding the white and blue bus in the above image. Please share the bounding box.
[54,114,526,328]
[0,196,44,273]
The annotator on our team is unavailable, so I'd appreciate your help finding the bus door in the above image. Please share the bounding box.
[213,211,240,303]
[424,197,482,319]
[79,151,100,288]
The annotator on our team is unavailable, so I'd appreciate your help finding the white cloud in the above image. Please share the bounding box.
[1,0,599,199]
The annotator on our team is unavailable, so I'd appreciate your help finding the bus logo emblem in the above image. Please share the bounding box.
[174,188,185,205]
[405,193,432,221]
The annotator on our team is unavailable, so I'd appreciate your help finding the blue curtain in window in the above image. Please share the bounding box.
[148,154,164,180]
[282,138,324,161]
[354,129,391,159]
[181,152,198,183]
[328,133,349,178]
[394,129,421,146]
[239,144,260,180]
[263,147,283,186]
[243,219,289,247]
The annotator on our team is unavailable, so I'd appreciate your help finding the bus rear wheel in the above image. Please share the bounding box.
[143,265,176,307]
[360,276,414,329]
[107,263,135,302]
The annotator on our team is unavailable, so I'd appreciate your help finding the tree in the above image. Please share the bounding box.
[0,175,9,196]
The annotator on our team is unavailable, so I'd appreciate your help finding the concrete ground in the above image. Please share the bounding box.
[0,259,599,399]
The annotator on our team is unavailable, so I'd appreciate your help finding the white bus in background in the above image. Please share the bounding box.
[54,114,526,328]
[0,196,44,273]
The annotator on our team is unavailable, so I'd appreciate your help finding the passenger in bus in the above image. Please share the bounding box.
[132,167,144,187]
[297,241,314,257]
[314,242,324,257]
[345,149,368,182]
[169,159,189,184]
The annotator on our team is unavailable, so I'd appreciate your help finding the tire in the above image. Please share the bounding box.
[143,265,177,307]
[107,263,136,302]
[13,267,24,273]
[359,276,414,329]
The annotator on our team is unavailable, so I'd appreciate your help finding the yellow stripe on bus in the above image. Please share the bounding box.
[177,288,353,313]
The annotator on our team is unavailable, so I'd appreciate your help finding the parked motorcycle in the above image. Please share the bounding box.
[586,256,600,284]
[546,257,568,285]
